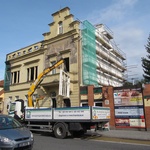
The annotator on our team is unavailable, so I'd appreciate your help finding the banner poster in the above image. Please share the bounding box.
[25,108,52,120]
[115,105,144,119]
[54,107,91,120]
[115,118,145,128]
[114,88,145,128]
[114,88,143,106]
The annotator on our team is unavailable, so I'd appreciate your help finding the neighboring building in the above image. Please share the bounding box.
[0,80,4,113]
[82,21,126,87]
[4,7,126,113]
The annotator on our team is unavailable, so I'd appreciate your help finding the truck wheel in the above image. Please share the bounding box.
[54,123,67,139]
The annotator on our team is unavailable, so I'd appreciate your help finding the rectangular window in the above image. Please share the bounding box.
[51,61,56,74]
[11,71,20,84]
[35,66,38,79]
[80,102,88,107]
[27,66,38,81]
[27,68,29,81]
[58,22,63,34]
[95,102,103,106]
[30,67,34,81]
[64,58,69,72]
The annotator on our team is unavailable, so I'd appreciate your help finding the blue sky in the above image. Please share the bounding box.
[0,0,150,81]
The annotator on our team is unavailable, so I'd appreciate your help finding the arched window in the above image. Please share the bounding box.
[58,21,63,34]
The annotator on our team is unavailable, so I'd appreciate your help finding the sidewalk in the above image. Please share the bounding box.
[97,130,150,141]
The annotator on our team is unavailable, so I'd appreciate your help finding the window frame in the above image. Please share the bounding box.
[58,21,63,34]
[27,66,38,82]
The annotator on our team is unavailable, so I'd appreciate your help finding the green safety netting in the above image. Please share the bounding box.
[81,20,98,86]
[4,61,11,91]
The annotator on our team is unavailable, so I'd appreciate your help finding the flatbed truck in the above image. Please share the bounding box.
[8,58,110,138]
[25,106,110,138]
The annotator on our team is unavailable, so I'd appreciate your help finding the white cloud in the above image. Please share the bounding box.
[88,0,138,24]
[112,22,145,56]
[86,0,148,79]
[113,24,146,79]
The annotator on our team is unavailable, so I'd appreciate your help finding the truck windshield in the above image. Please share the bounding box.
[9,103,16,112]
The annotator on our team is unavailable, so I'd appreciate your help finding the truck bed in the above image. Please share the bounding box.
[25,106,110,122]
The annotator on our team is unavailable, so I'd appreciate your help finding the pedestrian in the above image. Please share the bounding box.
[14,111,21,122]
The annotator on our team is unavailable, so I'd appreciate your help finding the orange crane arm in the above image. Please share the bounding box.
[27,59,64,107]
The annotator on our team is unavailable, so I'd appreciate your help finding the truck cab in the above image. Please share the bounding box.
[7,99,27,117]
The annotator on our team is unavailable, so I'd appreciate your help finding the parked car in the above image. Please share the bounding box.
[0,114,34,150]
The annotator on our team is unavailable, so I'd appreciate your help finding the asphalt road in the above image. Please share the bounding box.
[32,132,150,150]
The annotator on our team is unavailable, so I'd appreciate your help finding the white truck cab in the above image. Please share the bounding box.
[7,99,27,117]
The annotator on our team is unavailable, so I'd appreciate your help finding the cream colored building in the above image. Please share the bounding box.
[0,80,4,113]
[4,7,126,113]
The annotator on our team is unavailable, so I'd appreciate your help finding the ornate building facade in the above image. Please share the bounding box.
[4,7,126,113]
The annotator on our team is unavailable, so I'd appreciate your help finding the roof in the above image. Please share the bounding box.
[52,7,70,16]
[0,89,4,96]
[0,80,4,87]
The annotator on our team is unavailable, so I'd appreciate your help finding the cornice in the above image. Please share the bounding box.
[43,29,79,45]
[8,49,45,63]
[24,59,40,65]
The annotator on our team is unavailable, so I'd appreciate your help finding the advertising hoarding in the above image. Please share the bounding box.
[114,88,145,128]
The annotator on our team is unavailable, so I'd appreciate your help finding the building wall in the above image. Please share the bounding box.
[0,92,4,113]
[4,7,81,114]
[80,85,103,107]
[4,7,126,115]
[81,21,126,87]
[4,47,45,114]
[95,24,126,87]
[102,86,115,129]
[42,7,81,107]
[0,80,4,113]
[143,84,150,131]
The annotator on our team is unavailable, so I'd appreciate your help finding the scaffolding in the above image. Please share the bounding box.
[4,61,11,91]
[81,20,98,86]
